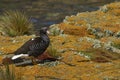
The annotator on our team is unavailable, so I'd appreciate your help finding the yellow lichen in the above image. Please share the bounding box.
[59,23,88,36]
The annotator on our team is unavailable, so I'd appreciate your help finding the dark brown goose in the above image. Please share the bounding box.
[12,27,50,60]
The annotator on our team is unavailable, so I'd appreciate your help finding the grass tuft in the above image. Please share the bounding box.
[80,48,120,62]
[0,64,22,80]
[112,43,120,49]
[47,44,61,59]
[0,10,33,37]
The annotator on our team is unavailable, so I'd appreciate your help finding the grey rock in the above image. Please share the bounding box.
[115,31,120,38]
[95,28,102,32]
[99,5,108,13]
[104,30,114,37]
[38,61,60,67]
[49,24,64,36]
[94,32,104,39]
[79,37,120,54]
[104,41,120,53]
[93,43,101,48]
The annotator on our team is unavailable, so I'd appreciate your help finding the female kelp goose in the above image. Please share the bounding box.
[11,27,50,63]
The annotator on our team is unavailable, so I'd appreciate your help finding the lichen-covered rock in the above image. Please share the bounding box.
[104,41,113,51]
[115,31,120,38]
[49,24,64,36]
[59,23,88,36]
[94,32,104,39]
[78,37,120,54]
[38,61,61,67]
[87,25,96,35]
[100,5,109,13]
[0,51,3,54]
[104,41,120,54]
[104,30,114,37]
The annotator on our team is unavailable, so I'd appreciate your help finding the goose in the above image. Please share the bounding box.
[11,27,50,63]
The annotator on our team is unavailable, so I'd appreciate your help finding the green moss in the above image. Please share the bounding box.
[112,43,120,49]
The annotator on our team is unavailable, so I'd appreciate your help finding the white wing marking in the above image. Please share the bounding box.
[12,54,28,60]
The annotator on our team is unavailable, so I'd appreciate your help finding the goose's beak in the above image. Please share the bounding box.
[47,30,50,34]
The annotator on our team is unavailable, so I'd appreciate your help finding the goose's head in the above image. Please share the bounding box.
[40,27,49,34]
[35,27,50,36]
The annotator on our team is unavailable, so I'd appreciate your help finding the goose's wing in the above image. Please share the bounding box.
[28,38,48,57]
[29,38,47,51]
[14,37,48,58]
[14,38,37,55]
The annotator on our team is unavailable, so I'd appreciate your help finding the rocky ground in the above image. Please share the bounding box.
[0,2,120,80]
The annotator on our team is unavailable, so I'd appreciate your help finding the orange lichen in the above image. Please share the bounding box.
[110,9,120,16]
[93,21,120,32]
[75,20,87,26]
[107,2,120,10]
[59,23,88,36]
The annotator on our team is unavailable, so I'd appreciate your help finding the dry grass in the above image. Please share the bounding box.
[0,10,33,37]
[0,64,22,80]
[47,44,61,59]
[83,48,120,62]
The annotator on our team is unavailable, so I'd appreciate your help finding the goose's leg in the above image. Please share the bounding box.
[27,51,39,65]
